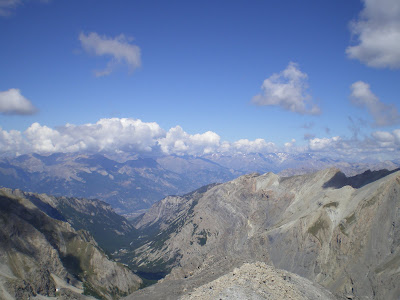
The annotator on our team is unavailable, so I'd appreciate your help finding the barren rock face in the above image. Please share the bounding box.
[0,188,142,299]
[181,262,337,300]
[128,168,400,299]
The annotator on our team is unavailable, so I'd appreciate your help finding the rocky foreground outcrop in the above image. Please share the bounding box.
[181,262,337,300]
[0,188,142,299]
[126,168,400,299]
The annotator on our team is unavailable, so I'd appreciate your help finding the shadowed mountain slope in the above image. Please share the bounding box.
[0,188,142,300]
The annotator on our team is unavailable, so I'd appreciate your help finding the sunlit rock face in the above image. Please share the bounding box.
[127,168,400,300]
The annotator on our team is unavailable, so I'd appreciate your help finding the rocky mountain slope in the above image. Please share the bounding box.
[31,192,138,254]
[0,188,142,299]
[125,168,400,299]
[181,262,337,300]
[0,152,397,215]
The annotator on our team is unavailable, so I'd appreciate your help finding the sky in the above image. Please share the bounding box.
[0,0,399,161]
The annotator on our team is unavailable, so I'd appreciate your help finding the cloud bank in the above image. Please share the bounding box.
[350,81,400,126]
[79,32,141,76]
[158,126,221,156]
[346,0,400,69]
[0,118,399,161]
[0,88,37,115]
[252,62,321,115]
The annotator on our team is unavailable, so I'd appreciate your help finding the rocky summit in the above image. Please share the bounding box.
[126,168,400,299]
[181,262,337,300]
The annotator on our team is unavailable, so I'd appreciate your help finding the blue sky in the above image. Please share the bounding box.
[0,0,399,160]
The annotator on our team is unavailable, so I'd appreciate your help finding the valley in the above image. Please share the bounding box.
[124,168,400,299]
[3,0,400,299]
[0,152,397,216]
[1,166,399,299]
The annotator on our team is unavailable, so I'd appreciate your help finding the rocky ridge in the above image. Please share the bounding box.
[181,262,337,300]
[126,168,400,299]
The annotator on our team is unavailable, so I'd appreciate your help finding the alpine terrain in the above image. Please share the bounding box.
[0,188,142,300]
[0,152,397,216]
[124,168,400,299]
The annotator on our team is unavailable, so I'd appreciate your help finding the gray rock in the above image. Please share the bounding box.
[127,168,400,299]
[0,188,142,299]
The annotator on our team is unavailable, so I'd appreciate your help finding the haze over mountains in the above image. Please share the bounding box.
[0,151,398,216]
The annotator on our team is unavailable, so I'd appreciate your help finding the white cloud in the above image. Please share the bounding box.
[305,129,400,160]
[79,32,141,76]
[308,136,341,151]
[0,88,37,115]
[0,127,25,155]
[9,118,164,155]
[371,130,395,142]
[350,81,400,126]
[284,139,296,149]
[252,62,321,115]
[0,118,278,157]
[371,129,400,148]
[232,138,276,154]
[0,117,399,161]
[158,126,221,156]
[346,0,400,68]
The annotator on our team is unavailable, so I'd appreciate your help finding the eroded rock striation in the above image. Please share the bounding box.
[126,168,400,299]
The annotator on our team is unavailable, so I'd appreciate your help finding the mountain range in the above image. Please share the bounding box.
[0,152,398,216]
[1,167,399,299]
[0,188,142,300]
[125,168,400,299]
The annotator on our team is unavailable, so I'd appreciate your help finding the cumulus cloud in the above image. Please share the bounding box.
[308,136,342,151]
[231,138,277,154]
[158,126,221,156]
[252,62,321,115]
[371,129,400,147]
[284,139,296,149]
[346,0,400,68]
[79,32,141,76]
[0,118,279,157]
[0,117,399,161]
[350,81,400,126]
[0,127,25,155]
[304,129,400,160]
[0,88,37,115]
[12,118,163,155]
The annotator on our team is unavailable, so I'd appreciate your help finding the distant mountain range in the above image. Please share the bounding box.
[0,152,398,215]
